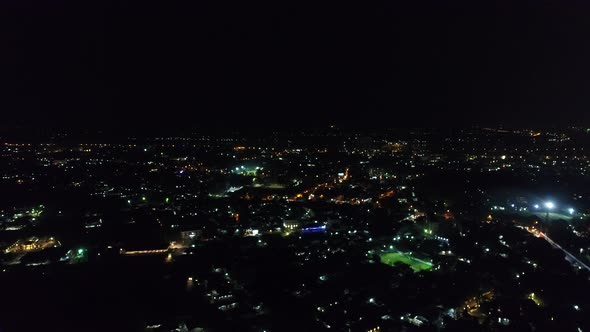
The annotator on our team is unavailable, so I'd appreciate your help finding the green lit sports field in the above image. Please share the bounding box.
[380,252,433,272]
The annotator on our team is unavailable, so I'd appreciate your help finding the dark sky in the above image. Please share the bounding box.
[2,0,590,129]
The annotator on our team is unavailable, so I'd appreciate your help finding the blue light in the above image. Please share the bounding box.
[302,225,327,233]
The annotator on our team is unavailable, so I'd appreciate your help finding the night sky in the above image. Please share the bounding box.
[2,0,590,129]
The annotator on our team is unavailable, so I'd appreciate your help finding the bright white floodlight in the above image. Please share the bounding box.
[544,201,555,210]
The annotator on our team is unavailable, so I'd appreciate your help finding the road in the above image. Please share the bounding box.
[538,231,590,272]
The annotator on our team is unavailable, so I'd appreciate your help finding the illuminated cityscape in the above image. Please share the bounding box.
[0,127,589,331]
[3,0,590,330]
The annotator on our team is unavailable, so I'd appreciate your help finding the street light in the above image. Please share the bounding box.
[568,208,575,215]
[533,204,540,209]
[544,201,555,222]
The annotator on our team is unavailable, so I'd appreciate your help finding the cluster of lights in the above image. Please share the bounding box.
[532,201,575,215]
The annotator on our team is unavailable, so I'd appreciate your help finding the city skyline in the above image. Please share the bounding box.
[2,0,590,331]
[1,127,589,331]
